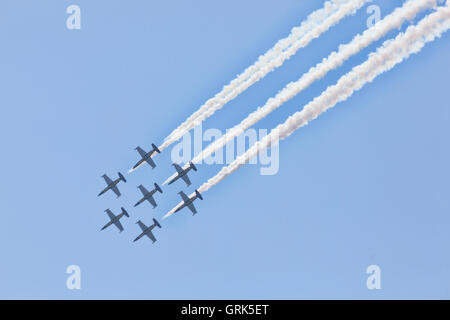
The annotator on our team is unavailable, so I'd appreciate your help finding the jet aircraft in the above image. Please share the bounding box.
[98,172,126,198]
[173,190,203,215]
[167,162,197,186]
[133,218,162,243]
[101,207,130,232]
[134,183,163,208]
[131,144,161,171]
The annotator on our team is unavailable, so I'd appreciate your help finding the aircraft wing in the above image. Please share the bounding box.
[146,231,157,243]
[181,174,191,186]
[138,185,149,196]
[146,196,157,208]
[136,146,147,158]
[187,203,197,215]
[178,191,190,203]
[114,220,124,232]
[173,163,184,174]
[105,209,116,221]
[137,221,148,232]
[102,174,113,185]
[111,185,121,198]
[145,157,156,169]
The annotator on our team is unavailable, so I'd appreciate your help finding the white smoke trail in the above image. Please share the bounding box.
[164,204,181,220]
[162,4,450,215]
[184,0,439,168]
[161,0,439,183]
[159,0,370,150]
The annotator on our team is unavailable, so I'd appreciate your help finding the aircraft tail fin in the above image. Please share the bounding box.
[152,143,161,154]
[195,189,203,200]
[153,218,162,229]
[190,162,197,172]
[121,207,130,218]
[118,172,127,183]
[154,183,163,194]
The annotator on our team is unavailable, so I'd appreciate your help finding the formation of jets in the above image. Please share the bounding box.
[97,143,203,244]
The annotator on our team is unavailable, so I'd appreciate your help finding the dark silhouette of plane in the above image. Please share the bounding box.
[133,219,162,243]
[131,144,161,171]
[98,172,126,198]
[134,183,163,208]
[168,162,197,186]
[101,207,130,232]
[174,190,203,215]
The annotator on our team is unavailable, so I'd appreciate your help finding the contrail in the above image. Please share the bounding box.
[159,0,370,151]
[163,0,439,183]
[164,204,182,220]
[163,3,450,217]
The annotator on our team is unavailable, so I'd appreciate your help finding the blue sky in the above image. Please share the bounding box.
[1,0,449,299]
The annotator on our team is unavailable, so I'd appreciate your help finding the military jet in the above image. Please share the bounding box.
[174,190,203,215]
[98,172,126,198]
[133,218,162,243]
[131,144,161,171]
[101,207,130,232]
[134,183,163,208]
[167,162,198,186]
